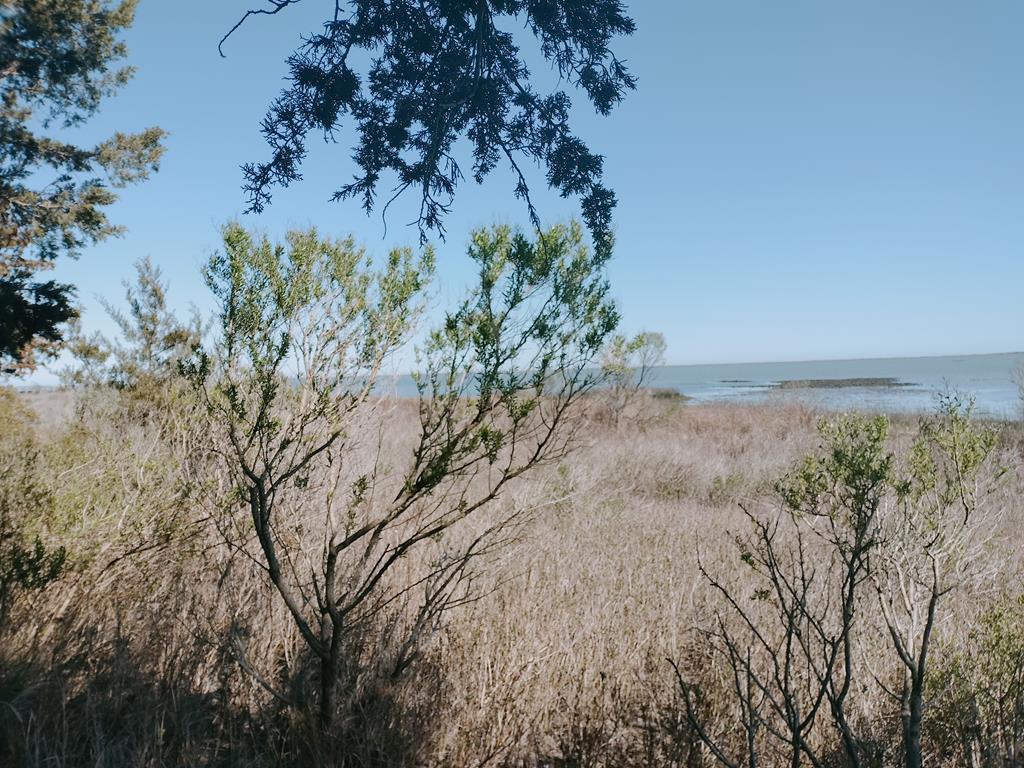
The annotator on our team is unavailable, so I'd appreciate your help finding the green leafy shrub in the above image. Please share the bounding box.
[0,391,65,629]
[677,397,1003,768]
[64,257,202,423]
[928,593,1024,765]
[599,330,667,426]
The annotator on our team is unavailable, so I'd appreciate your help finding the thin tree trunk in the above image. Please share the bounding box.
[902,666,924,768]
[320,624,342,729]
[906,693,924,768]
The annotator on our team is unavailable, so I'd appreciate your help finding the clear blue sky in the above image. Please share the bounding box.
[42,0,1024,381]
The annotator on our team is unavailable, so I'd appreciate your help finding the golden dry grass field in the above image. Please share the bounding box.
[2,388,1023,767]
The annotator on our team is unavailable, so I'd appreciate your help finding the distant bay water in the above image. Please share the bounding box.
[370,352,1023,418]
[644,352,1024,418]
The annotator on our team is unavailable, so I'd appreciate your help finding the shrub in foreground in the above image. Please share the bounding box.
[182,221,616,737]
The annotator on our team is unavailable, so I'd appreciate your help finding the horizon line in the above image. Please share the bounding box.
[659,349,1024,369]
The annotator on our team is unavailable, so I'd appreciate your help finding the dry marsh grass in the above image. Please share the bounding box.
[2,388,1023,767]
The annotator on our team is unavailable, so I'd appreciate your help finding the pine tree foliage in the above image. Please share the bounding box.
[222,0,636,257]
[0,0,165,372]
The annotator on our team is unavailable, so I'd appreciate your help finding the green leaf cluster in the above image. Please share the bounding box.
[185,222,435,478]
[64,257,202,394]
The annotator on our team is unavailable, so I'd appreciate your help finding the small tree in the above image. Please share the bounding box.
[872,393,998,768]
[600,330,666,426]
[0,0,166,372]
[64,257,202,391]
[674,415,891,768]
[675,398,1001,768]
[185,220,616,729]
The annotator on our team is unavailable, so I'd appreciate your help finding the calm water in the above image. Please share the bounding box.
[645,352,1024,418]
[378,352,1022,418]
